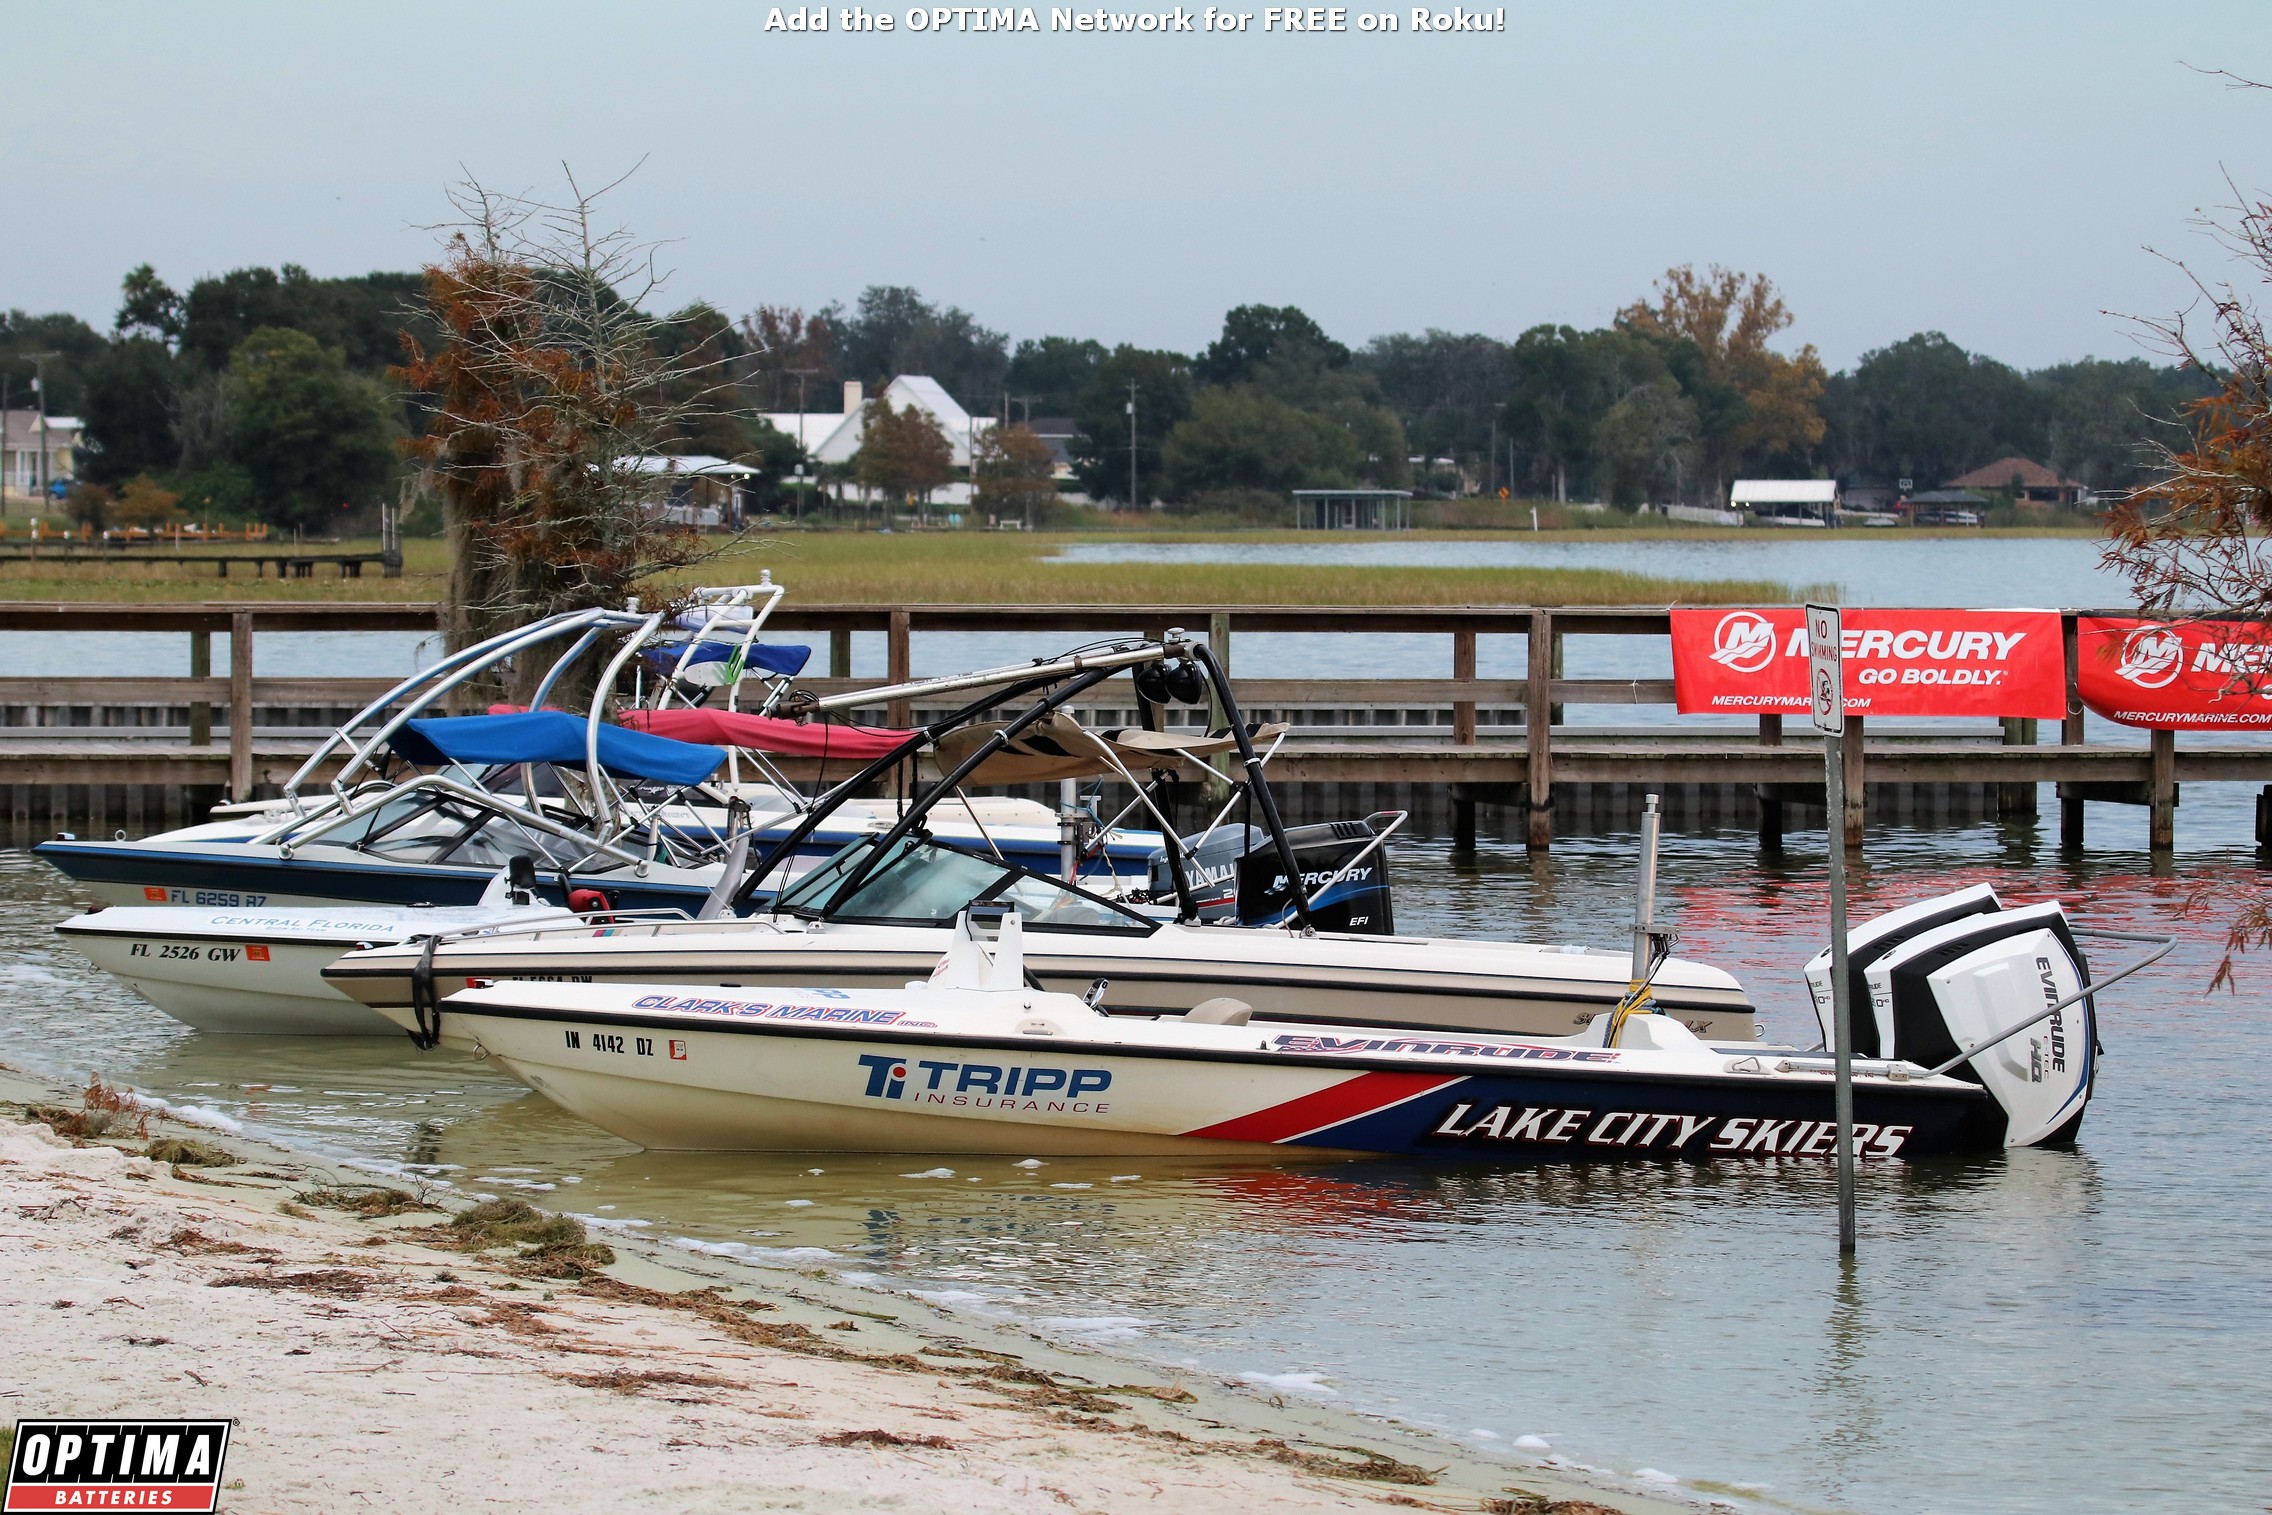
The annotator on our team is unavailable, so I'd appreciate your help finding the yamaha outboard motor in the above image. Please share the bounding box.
[1861,899,2097,1147]
[1804,884,2003,1056]
[1148,817,1395,934]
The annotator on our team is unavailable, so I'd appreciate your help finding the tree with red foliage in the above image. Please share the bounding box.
[394,173,728,701]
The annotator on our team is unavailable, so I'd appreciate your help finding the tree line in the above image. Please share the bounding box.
[0,259,2215,527]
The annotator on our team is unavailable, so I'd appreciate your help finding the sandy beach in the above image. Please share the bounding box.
[0,1065,1679,1515]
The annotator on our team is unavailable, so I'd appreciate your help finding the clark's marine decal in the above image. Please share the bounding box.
[631,993,908,1025]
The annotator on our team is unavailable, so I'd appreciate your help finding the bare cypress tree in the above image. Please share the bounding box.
[395,171,735,704]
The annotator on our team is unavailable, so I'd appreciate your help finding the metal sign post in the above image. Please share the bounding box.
[1808,602,1857,1257]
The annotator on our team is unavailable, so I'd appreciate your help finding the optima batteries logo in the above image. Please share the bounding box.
[5,1420,232,1512]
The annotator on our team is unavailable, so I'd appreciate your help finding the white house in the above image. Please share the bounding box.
[3,411,83,500]
[759,378,994,470]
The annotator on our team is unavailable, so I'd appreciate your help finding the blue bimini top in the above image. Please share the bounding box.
[390,711,727,788]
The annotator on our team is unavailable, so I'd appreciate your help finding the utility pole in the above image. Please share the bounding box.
[28,353,60,502]
[1126,382,1139,509]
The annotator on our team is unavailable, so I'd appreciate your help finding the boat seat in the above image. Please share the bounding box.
[1186,997,1253,1026]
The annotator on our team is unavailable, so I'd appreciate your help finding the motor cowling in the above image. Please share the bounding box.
[1861,899,2097,1148]
[1148,819,1395,934]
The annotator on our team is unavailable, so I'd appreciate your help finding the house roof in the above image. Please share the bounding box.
[1947,456,2080,491]
[1730,479,1839,505]
[2,411,84,447]
[759,376,991,467]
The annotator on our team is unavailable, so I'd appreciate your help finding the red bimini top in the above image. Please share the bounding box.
[617,706,916,760]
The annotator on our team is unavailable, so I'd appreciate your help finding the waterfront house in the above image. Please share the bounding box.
[2,411,82,502]
[1947,456,2085,508]
[759,377,993,470]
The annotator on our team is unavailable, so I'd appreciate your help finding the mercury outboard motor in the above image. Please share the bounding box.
[1148,817,1396,934]
[1863,900,2096,1147]
[1804,884,2003,1056]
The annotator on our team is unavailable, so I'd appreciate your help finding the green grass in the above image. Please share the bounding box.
[0,518,2054,605]
[663,530,1811,606]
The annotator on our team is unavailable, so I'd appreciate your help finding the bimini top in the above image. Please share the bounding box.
[619,706,913,761]
[640,638,811,687]
[390,712,727,788]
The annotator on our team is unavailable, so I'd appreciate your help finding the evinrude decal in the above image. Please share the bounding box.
[856,1053,1111,1111]
[1273,1033,1619,1064]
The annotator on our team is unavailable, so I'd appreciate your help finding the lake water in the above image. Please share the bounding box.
[4,534,2265,1511]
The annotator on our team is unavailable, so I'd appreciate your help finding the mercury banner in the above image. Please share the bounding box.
[2076,616,2272,728]
[1670,608,2065,718]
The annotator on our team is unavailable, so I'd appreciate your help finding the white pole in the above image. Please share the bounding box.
[1807,602,1856,1257]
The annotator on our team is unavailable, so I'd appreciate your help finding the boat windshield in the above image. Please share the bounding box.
[777,835,1154,934]
[318,791,625,873]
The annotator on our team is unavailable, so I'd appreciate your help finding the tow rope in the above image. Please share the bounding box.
[407,934,441,1050]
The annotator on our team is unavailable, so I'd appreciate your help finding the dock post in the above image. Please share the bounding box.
[188,630,212,747]
[828,628,851,681]
[885,610,912,728]
[1757,714,1783,849]
[1451,628,1477,745]
[2061,615,2086,846]
[2150,727,2176,852]
[227,611,253,801]
[1841,713,1865,847]
[1525,609,1553,851]
[1451,628,1478,849]
[1999,717,2039,818]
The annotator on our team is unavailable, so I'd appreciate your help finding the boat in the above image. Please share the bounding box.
[54,865,583,1034]
[35,582,1171,907]
[320,638,1759,1041]
[366,897,2155,1160]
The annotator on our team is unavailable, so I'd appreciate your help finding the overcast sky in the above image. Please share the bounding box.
[11,2,2268,370]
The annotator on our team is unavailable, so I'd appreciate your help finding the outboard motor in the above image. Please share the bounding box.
[1863,900,2096,1147]
[1148,817,1396,934]
[1805,884,2003,1056]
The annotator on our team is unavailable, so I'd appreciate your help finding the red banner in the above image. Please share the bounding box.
[2076,616,2272,727]
[1670,608,2066,718]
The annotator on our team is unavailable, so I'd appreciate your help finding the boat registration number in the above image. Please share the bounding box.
[141,886,270,907]
[129,942,261,962]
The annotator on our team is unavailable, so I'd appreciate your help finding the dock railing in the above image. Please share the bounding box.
[0,601,2247,853]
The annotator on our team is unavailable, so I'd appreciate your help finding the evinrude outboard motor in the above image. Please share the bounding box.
[1804,883,2003,1056]
[1148,817,1396,934]
[1819,891,2097,1147]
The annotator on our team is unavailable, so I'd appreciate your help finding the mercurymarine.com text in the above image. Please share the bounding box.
[766,6,1506,31]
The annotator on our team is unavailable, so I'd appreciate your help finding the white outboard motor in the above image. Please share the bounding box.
[1862,900,2096,1147]
[1805,884,2003,1056]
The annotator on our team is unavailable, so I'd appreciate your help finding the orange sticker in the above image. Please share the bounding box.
[245,944,271,962]
[668,1040,688,1061]
[143,886,168,901]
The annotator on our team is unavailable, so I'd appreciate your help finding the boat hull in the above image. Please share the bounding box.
[54,904,571,1035]
[59,924,394,1034]
[401,992,2000,1160]
[326,929,1758,1042]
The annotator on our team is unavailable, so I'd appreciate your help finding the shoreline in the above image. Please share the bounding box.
[0,1061,1686,1515]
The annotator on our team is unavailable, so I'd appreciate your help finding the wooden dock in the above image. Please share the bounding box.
[0,601,2256,853]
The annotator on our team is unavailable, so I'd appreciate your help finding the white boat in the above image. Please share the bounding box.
[55,869,584,1035]
[319,833,1758,1040]
[370,907,2134,1160]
